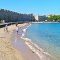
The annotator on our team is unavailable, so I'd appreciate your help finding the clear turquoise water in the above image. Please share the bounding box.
[26,23,60,60]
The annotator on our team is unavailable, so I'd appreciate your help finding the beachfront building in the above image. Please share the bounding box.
[38,15,48,22]
[34,15,48,22]
[34,15,39,22]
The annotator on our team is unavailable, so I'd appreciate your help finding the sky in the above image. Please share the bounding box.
[0,0,60,15]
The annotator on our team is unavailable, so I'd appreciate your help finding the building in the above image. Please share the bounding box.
[34,15,48,22]
[34,15,39,22]
[39,15,48,22]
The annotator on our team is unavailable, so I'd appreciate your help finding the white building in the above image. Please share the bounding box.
[34,15,39,21]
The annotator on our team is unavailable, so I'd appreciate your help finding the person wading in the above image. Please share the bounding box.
[16,23,19,34]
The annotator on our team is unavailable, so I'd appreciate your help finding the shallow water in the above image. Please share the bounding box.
[26,23,60,60]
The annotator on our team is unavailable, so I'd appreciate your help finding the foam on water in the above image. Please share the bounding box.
[22,24,31,37]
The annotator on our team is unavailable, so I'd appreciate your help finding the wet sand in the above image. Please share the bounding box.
[11,23,40,60]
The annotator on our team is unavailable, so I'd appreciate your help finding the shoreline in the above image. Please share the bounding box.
[31,22,60,24]
[20,24,57,60]
[21,37,57,60]
[0,23,58,60]
[11,23,40,60]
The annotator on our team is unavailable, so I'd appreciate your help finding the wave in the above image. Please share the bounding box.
[21,24,31,37]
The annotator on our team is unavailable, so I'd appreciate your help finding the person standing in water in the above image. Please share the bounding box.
[16,23,19,34]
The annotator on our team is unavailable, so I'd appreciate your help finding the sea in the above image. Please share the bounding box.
[25,23,60,60]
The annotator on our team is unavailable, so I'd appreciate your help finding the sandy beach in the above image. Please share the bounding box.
[0,23,27,60]
[0,23,40,60]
